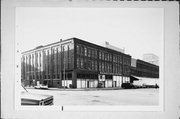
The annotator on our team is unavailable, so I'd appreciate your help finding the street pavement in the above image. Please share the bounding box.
[26,88,159,106]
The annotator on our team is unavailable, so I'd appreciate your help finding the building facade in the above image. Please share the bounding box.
[131,59,159,78]
[21,38,131,88]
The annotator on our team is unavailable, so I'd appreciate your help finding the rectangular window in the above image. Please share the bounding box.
[110,64,112,73]
[88,48,91,57]
[120,56,122,64]
[80,58,84,69]
[99,62,101,71]
[102,52,104,60]
[77,45,80,54]
[92,60,94,70]
[109,54,112,61]
[77,58,80,68]
[81,46,84,56]
[92,50,94,59]
[113,55,116,62]
[95,50,97,59]
[107,54,109,61]
[102,62,104,72]
[95,61,97,71]
[84,47,87,56]
[99,52,101,59]
[105,53,107,61]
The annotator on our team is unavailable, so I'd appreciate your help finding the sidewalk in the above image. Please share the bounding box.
[25,86,123,91]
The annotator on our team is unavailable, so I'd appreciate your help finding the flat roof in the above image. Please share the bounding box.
[22,37,131,58]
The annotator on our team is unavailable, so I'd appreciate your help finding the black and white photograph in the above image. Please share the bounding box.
[15,7,163,109]
[2,0,180,119]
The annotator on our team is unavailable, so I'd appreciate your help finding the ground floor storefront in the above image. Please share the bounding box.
[23,70,130,89]
[75,75,130,88]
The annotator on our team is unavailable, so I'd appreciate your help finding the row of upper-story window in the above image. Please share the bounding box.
[99,62,123,74]
[76,44,98,59]
[76,44,131,65]
[22,44,72,65]
[77,58,98,71]
[76,56,130,75]
[136,63,159,72]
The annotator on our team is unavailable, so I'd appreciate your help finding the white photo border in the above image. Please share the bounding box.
[2,1,179,119]
[14,6,164,111]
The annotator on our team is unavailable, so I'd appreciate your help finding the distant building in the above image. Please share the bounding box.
[143,53,159,66]
[102,41,125,53]
[130,59,159,86]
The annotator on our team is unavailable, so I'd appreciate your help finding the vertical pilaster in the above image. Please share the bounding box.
[72,70,77,88]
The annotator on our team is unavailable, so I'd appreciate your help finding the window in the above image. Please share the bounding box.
[109,54,112,61]
[105,53,107,61]
[113,55,115,62]
[105,63,107,72]
[107,54,109,61]
[102,62,104,72]
[102,52,104,60]
[99,62,101,71]
[95,50,97,59]
[107,63,109,72]
[80,46,84,56]
[109,64,112,73]
[84,47,87,56]
[99,52,101,59]
[88,48,91,57]
[80,58,84,69]
[77,45,80,54]
[95,61,97,71]
[92,50,94,59]
[92,60,94,70]
[77,58,80,68]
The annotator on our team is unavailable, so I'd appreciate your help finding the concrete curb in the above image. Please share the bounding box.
[25,87,124,91]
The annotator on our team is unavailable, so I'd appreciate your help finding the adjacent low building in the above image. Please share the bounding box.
[21,37,131,88]
[130,58,159,86]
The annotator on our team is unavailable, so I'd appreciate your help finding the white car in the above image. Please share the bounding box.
[21,85,53,105]
[34,84,48,89]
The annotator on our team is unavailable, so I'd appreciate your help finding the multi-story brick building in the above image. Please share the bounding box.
[21,37,131,88]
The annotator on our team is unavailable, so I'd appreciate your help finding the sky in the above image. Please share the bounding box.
[16,7,163,60]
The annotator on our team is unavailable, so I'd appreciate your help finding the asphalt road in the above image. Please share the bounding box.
[26,88,159,106]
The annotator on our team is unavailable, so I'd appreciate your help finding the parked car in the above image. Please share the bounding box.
[34,84,48,89]
[121,83,135,89]
[21,85,53,105]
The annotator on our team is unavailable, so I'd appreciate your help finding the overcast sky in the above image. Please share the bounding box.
[16,7,163,60]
